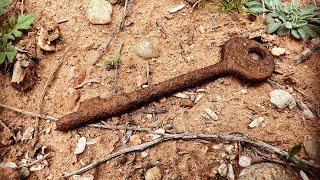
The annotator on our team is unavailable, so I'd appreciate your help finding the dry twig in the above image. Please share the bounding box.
[88,123,151,132]
[191,0,202,13]
[114,42,124,94]
[0,103,58,121]
[16,153,50,169]
[155,21,168,37]
[62,133,320,177]
[92,0,130,65]
[74,79,101,89]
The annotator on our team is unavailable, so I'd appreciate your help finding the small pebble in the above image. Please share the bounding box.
[74,137,86,155]
[87,0,112,24]
[300,170,310,180]
[198,25,205,34]
[249,117,265,128]
[240,89,248,94]
[227,164,235,180]
[218,163,227,177]
[271,47,286,56]
[141,151,149,158]
[239,155,252,167]
[204,108,218,120]
[145,166,162,180]
[135,42,160,59]
[173,92,189,99]
[270,89,296,109]
[212,144,223,150]
[130,134,142,145]
[303,135,320,161]
[152,128,165,140]
[169,4,186,13]
[194,94,204,103]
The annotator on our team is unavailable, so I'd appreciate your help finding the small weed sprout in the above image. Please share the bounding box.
[0,0,35,65]
[282,144,307,171]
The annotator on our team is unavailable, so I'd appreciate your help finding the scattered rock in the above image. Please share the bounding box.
[198,25,205,34]
[194,94,204,103]
[204,108,218,120]
[72,174,95,180]
[21,127,35,142]
[145,166,162,180]
[135,42,160,59]
[270,89,296,109]
[169,4,186,13]
[296,99,315,118]
[179,99,193,108]
[240,89,248,94]
[303,135,320,161]
[293,48,312,65]
[74,137,87,155]
[212,144,223,150]
[239,155,252,167]
[130,134,142,145]
[0,162,17,168]
[11,59,36,91]
[152,128,165,140]
[0,168,21,180]
[239,163,296,180]
[227,164,235,180]
[141,151,148,158]
[248,116,265,128]
[37,21,60,51]
[30,164,45,171]
[300,170,310,180]
[19,167,30,179]
[173,92,189,99]
[87,0,113,24]
[218,163,227,177]
[271,47,286,56]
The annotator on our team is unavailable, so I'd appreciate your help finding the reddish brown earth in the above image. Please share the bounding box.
[0,0,319,179]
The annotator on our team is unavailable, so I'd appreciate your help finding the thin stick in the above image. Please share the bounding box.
[0,103,58,121]
[179,41,187,62]
[155,21,168,37]
[92,0,130,65]
[74,79,101,89]
[16,153,50,169]
[88,123,151,132]
[114,42,124,94]
[62,133,320,177]
[20,0,24,15]
[191,0,202,13]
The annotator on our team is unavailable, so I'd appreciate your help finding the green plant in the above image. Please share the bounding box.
[210,0,249,13]
[246,0,320,39]
[282,144,306,171]
[0,0,35,65]
[104,53,120,67]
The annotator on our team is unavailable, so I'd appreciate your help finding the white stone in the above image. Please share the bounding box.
[227,164,235,180]
[87,0,112,24]
[135,42,160,59]
[218,163,227,177]
[300,170,310,180]
[141,151,148,158]
[204,108,218,120]
[239,155,252,167]
[169,4,186,13]
[173,92,189,99]
[249,117,265,128]
[74,137,87,155]
[270,89,296,109]
[271,47,286,56]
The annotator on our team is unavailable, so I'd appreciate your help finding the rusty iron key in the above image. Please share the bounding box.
[57,37,275,131]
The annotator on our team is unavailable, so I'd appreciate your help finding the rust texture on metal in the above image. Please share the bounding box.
[56,37,275,131]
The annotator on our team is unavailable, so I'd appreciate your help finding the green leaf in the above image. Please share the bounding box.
[268,21,281,34]
[245,0,261,7]
[13,30,22,38]
[4,42,17,63]
[292,20,307,28]
[291,29,301,39]
[17,14,36,30]
[0,7,7,16]
[104,59,112,65]
[10,16,16,26]
[285,21,292,29]
[307,18,320,24]
[3,20,9,33]
[113,53,120,64]
[277,24,290,36]
[288,144,302,157]
[307,24,320,37]
[0,52,6,64]
[5,34,15,40]
[0,0,12,7]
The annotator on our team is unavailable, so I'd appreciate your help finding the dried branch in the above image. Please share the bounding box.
[88,123,151,132]
[16,153,50,169]
[0,103,58,121]
[62,133,320,177]
[92,0,130,65]
[74,79,101,89]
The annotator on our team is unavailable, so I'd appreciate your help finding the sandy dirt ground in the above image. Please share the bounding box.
[0,0,319,179]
